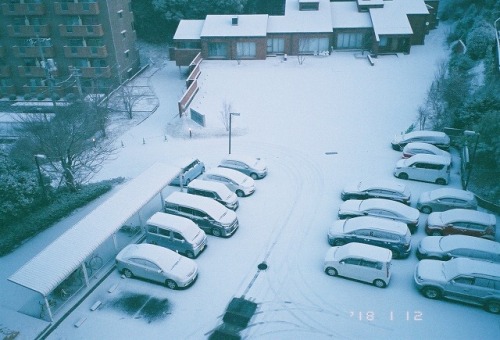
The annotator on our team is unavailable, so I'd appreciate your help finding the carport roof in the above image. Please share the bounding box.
[8,162,181,296]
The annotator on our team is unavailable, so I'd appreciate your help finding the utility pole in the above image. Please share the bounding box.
[70,66,84,99]
[30,35,57,107]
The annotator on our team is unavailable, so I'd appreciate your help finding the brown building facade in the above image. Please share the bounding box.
[0,0,140,98]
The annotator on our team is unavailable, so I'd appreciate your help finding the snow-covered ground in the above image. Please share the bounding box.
[1,24,499,339]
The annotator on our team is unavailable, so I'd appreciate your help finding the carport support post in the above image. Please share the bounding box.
[43,296,54,322]
[81,263,90,286]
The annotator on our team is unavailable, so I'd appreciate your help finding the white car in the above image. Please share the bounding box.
[402,142,452,163]
[203,167,256,197]
[416,235,500,262]
[324,243,392,288]
[116,244,198,289]
[218,154,268,179]
[338,198,420,233]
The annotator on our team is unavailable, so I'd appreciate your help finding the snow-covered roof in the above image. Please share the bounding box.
[370,1,413,39]
[334,242,392,262]
[173,20,205,40]
[267,0,332,33]
[331,1,372,29]
[8,162,182,296]
[201,15,268,37]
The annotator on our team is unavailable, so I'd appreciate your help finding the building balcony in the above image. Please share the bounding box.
[7,25,50,38]
[22,84,63,96]
[0,66,11,78]
[54,2,99,15]
[63,45,108,58]
[1,3,45,16]
[80,66,111,78]
[18,66,59,78]
[59,24,104,37]
[13,46,55,58]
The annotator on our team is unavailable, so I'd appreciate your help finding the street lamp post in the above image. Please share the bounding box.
[228,112,240,154]
[34,154,47,200]
[463,130,480,190]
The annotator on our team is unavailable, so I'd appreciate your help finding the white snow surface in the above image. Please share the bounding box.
[1,24,499,339]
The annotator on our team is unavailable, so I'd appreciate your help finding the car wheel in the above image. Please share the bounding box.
[212,228,222,237]
[166,279,178,290]
[333,239,345,246]
[185,178,191,185]
[325,267,338,276]
[431,230,442,236]
[435,178,446,185]
[485,301,500,314]
[123,269,133,278]
[391,250,400,259]
[340,193,348,201]
[373,279,386,288]
[420,206,432,214]
[422,287,441,299]
[398,173,409,180]
[250,173,258,180]
[185,250,195,259]
[236,190,245,197]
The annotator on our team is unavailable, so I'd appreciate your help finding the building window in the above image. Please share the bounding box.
[208,42,228,58]
[267,38,284,54]
[236,42,256,58]
[379,36,389,47]
[336,33,363,49]
[298,38,329,54]
[178,41,201,49]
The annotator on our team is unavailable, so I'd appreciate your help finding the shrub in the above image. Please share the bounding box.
[23,93,33,100]
[9,94,17,101]
[0,178,124,256]
[37,93,45,100]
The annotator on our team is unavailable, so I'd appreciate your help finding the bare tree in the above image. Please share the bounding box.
[118,83,151,119]
[14,104,116,191]
[416,60,447,130]
[220,99,232,131]
[297,38,308,65]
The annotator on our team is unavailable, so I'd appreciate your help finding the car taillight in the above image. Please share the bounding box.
[402,153,412,158]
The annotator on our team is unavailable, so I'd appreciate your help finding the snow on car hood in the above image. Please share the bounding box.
[418,236,443,254]
[427,212,444,226]
[170,256,198,279]
[416,260,446,282]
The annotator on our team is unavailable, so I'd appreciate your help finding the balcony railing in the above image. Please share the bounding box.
[18,66,59,78]
[22,84,62,96]
[1,3,45,16]
[80,66,111,78]
[13,46,55,58]
[7,25,50,38]
[63,45,108,58]
[59,24,104,37]
[54,2,99,15]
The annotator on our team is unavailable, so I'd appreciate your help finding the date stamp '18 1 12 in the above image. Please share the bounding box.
[349,311,423,321]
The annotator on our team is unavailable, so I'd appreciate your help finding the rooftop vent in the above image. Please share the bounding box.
[231,16,238,26]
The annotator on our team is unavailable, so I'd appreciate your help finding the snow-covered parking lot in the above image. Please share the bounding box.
[1,24,499,339]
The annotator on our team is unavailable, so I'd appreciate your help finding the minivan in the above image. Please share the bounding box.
[393,154,451,185]
[327,216,412,259]
[187,179,239,210]
[169,158,205,186]
[324,242,392,288]
[163,191,239,237]
[145,212,207,258]
[203,167,256,197]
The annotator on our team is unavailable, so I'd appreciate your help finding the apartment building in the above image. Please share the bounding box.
[0,0,140,99]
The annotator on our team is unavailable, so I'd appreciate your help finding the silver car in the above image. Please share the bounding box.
[416,235,500,262]
[414,258,500,313]
[116,244,198,289]
[391,130,450,151]
[417,188,477,214]
[338,198,420,233]
[218,154,268,179]
[203,167,256,197]
[341,180,411,205]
